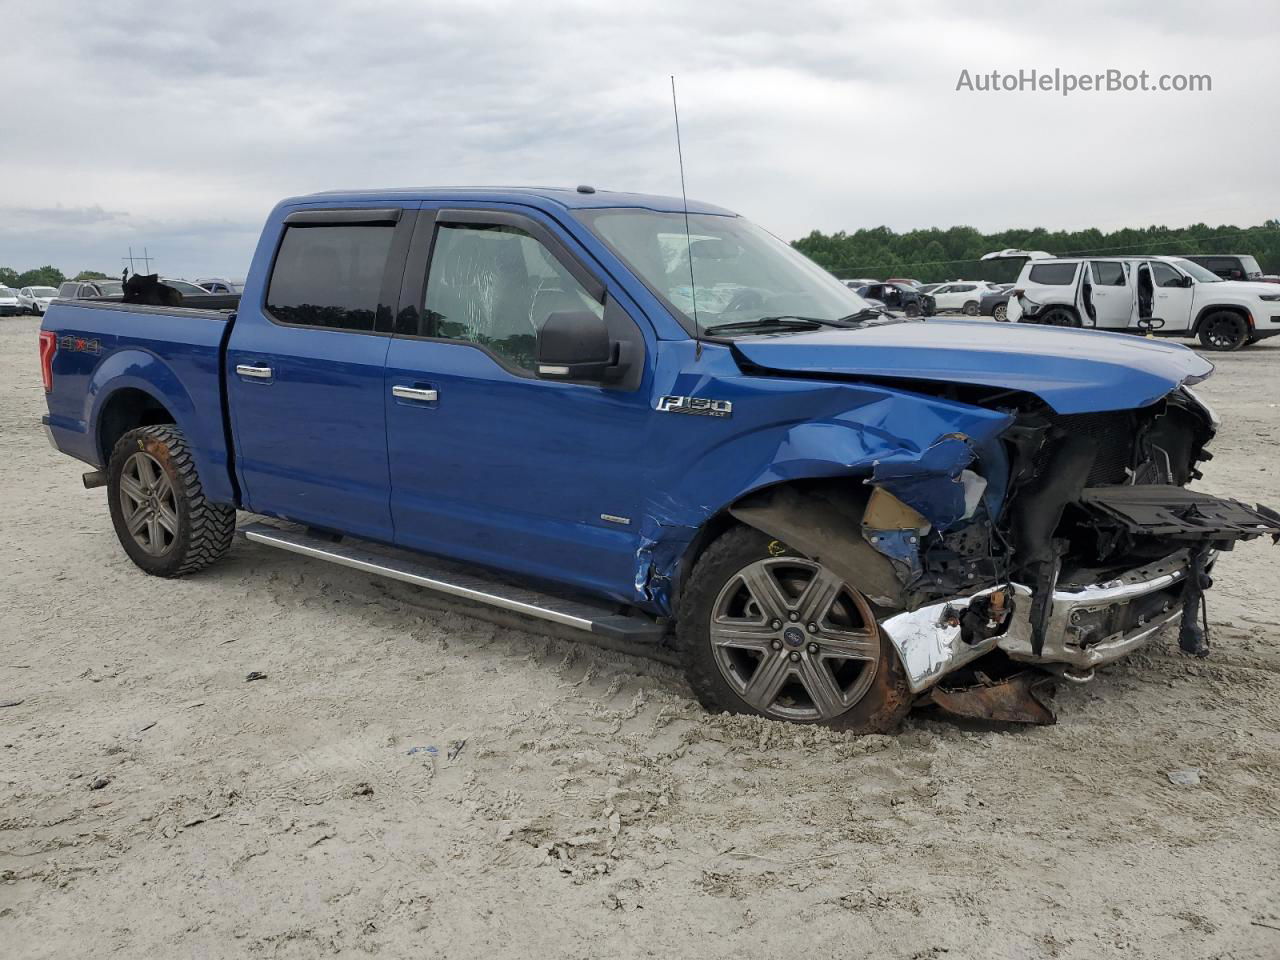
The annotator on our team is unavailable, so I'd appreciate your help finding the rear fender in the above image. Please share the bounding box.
[87,350,235,504]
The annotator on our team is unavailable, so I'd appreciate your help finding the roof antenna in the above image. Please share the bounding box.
[671,75,701,360]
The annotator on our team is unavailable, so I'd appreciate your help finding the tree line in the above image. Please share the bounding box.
[6,219,1280,289]
[0,266,110,288]
[792,220,1280,283]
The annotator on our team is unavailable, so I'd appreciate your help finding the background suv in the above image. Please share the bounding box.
[855,281,936,317]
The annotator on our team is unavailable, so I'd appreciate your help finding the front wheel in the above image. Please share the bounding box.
[107,425,236,577]
[993,303,1008,322]
[1198,311,1250,351]
[676,527,913,732]
[903,302,921,318]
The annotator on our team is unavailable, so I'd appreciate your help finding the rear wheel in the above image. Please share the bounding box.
[107,425,236,577]
[1039,306,1081,327]
[903,302,921,318]
[1198,311,1250,351]
[962,300,979,316]
[676,527,912,732]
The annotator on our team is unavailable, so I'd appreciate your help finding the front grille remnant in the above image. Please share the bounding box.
[1035,410,1138,485]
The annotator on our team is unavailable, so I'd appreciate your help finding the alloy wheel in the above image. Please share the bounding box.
[708,557,881,722]
[118,451,178,556]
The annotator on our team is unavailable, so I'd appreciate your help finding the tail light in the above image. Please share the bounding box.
[39,330,56,392]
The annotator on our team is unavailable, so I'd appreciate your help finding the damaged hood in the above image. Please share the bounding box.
[730,322,1213,414]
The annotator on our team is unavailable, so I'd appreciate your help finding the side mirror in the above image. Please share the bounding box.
[537,310,621,382]
[1181,275,1195,288]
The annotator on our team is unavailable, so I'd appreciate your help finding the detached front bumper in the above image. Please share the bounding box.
[880,550,1196,693]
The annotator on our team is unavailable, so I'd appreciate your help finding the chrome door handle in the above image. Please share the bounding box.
[392,385,438,402]
[236,364,273,379]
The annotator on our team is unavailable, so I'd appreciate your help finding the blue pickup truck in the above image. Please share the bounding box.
[39,186,1280,731]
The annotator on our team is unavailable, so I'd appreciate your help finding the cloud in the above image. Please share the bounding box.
[2,0,1277,276]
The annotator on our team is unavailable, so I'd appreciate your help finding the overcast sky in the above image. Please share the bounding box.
[2,0,1278,279]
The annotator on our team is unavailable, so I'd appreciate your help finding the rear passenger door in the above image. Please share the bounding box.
[383,207,654,603]
[1085,261,1136,329]
[226,206,415,541]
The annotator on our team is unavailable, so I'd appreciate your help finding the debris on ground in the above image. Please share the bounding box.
[0,698,24,708]
[88,776,112,790]
[1167,768,1204,786]
[447,739,467,761]
[245,671,268,682]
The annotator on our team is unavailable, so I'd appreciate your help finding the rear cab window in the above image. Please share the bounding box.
[266,224,395,331]
[1027,262,1079,285]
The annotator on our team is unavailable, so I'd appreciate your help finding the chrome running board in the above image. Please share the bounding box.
[240,521,666,643]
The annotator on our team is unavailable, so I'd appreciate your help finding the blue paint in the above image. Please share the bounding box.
[40,187,1216,620]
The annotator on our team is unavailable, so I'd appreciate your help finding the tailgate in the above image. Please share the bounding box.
[1079,486,1280,541]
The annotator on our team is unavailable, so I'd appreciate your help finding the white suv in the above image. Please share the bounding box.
[999,253,1280,351]
[930,281,1001,316]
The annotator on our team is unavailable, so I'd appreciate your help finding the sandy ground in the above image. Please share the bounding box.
[2,314,1279,959]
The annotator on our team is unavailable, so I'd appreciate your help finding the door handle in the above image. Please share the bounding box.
[392,385,439,402]
[235,364,273,379]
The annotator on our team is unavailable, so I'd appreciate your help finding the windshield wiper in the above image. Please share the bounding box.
[704,315,851,335]
[833,307,890,324]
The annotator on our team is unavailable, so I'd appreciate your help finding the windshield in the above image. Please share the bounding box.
[96,280,124,296]
[578,209,882,334]
[1171,259,1222,283]
[31,286,58,296]
[0,287,15,298]
[1239,255,1263,277]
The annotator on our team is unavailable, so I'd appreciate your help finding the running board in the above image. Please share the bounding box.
[240,522,666,643]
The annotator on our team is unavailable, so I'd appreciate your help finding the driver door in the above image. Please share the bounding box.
[383,208,656,603]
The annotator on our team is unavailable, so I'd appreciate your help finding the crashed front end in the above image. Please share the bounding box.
[863,386,1280,722]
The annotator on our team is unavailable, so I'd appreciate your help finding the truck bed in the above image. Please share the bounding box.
[41,299,239,505]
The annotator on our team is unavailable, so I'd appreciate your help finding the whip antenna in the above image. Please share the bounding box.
[671,75,701,359]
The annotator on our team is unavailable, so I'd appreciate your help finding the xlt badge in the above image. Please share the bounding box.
[656,396,732,418]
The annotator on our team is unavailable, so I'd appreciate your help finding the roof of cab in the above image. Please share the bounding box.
[286,185,737,217]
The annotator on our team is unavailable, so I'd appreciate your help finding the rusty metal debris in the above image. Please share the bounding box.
[929,670,1056,725]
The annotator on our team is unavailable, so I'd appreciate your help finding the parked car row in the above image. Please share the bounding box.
[841,250,1278,350]
[0,285,60,316]
[988,251,1280,351]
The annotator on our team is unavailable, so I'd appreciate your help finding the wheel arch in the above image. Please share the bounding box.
[86,349,237,505]
[1191,303,1253,336]
[96,387,176,465]
[667,476,905,619]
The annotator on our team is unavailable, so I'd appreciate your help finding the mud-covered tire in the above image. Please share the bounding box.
[1198,311,1250,351]
[962,301,979,316]
[676,526,913,733]
[106,425,236,577]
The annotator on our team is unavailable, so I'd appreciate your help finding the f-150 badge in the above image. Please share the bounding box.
[656,395,732,418]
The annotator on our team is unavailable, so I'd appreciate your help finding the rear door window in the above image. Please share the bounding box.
[1090,261,1128,286]
[1027,262,1078,285]
[266,224,395,331]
